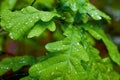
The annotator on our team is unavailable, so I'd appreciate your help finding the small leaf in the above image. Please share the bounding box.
[45,40,70,52]
[27,21,56,38]
[38,11,60,22]
[27,22,47,38]
[0,56,36,76]
[47,21,56,31]
[83,3,111,23]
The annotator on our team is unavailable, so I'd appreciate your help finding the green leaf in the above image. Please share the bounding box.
[27,21,56,38]
[46,21,56,31]
[82,3,111,23]
[0,56,36,76]
[84,24,120,65]
[38,11,60,22]
[60,0,111,22]
[61,0,88,12]
[45,40,69,52]
[1,6,59,40]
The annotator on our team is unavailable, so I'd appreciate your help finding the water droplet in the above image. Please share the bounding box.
[9,33,14,39]
[62,45,65,47]
[76,42,79,45]
[76,62,78,65]
[97,16,101,19]
[56,48,60,51]
[30,20,33,22]
[95,12,98,15]
[51,72,54,75]
[7,20,10,23]
[68,71,71,74]
[36,16,39,19]
[75,72,77,74]
[72,3,77,11]
[45,13,49,16]
[107,68,111,72]
[39,71,42,73]
[18,23,20,25]
[25,22,28,24]
[7,23,13,29]
[76,49,79,51]
[55,67,58,70]
[91,14,94,17]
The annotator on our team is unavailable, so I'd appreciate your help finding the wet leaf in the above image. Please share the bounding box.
[27,21,56,38]
[84,24,120,65]
[1,6,59,40]
[83,3,111,23]
[29,25,119,80]
[0,56,36,76]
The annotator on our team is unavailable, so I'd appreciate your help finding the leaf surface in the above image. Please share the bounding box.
[29,25,120,80]
[29,26,89,80]
[27,21,56,38]
[0,56,35,76]
[60,0,111,22]
[84,24,120,65]
[1,6,59,40]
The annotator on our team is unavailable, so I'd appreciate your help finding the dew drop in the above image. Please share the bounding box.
[39,70,42,73]
[91,14,94,17]
[9,33,14,39]
[18,23,20,25]
[25,22,28,24]
[62,45,65,47]
[95,12,98,15]
[76,42,80,45]
[76,62,78,65]
[72,3,77,11]
[36,16,39,19]
[51,72,54,75]
[107,68,111,72]
[68,71,71,74]
[76,49,79,51]
[75,72,77,74]
[7,23,13,29]
[45,13,49,16]
[97,16,101,19]
[55,67,58,70]
[30,20,33,22]
[56,48,60,51]
[7,20,10,23]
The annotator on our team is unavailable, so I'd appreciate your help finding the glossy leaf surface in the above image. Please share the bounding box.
[1,6,59,40]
